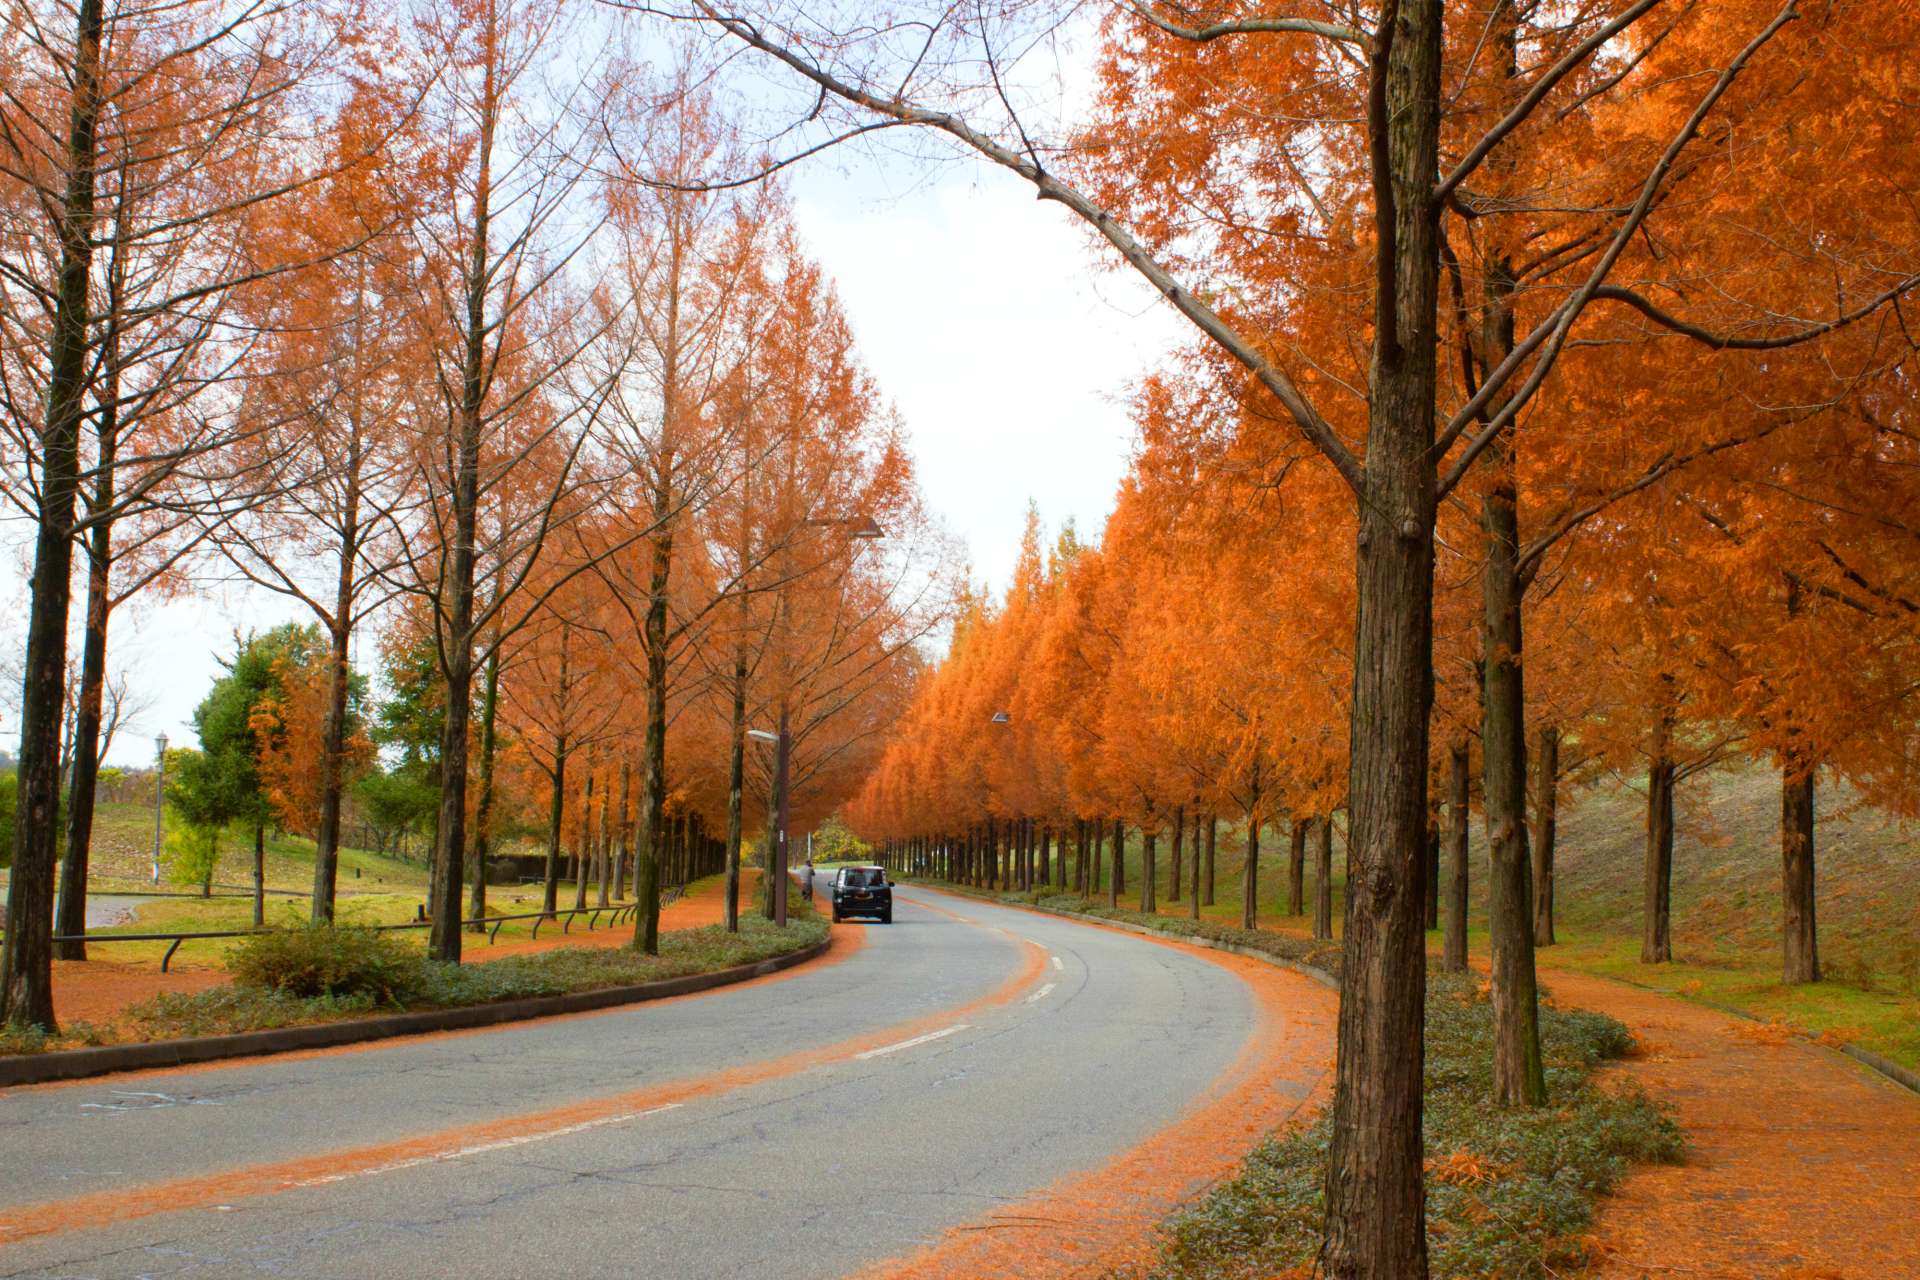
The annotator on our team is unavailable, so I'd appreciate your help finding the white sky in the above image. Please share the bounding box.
[0,38,1191,769]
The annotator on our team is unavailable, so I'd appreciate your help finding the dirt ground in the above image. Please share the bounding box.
[47,871,761,1032]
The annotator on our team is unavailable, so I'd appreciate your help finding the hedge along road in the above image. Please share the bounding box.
[0,877,1315,1279]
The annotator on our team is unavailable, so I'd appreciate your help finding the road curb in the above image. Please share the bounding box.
[0,937,831,1089]
[906,883,1342,991]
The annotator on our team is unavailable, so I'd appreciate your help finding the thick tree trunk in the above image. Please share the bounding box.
[466,645,499,931]
[1242,813,1261,930]
[1444,741,1470,972]
[56,496,114,960]
[633,514,673,953]
[1313,817,1335,941]
[1531,726,1558,947]
[252,823,266,927]
[1781,767,1819,984]
[542,738,568,915]
[1168,806,1184,904]
[1108,818,1122,907]
[2,0,105,1031]
[595,767,610,908]
[1202,812,1216,906]
[1140,826,1157,914]
[1481,428,1544,1104]
[1642,713,1675,964]
[1189,814,1202,919]
[1288,818,1307,916]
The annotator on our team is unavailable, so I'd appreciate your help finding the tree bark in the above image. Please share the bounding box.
[1140,825,1157,914]
[252,823,266,927]
[1444,741,1470,973]
[542,733,568,915]
[1168,805,1184,904]
[466,645,499,931]
[1108,818,1122,907]
[1642,710,1675,964]
[1321,0,1443,1261]
[1781,767,1819,984]
[632,505,674,953]
[1288,818,1307,916]
[1313,817,1335,941]
[1202,812,1216,906]
[1242,813,1261,930]
[615,761,631,902]
[1189,813,1202,919]
[2,0,106,1031]
[56,454,115,960]
[1531,726,1558,947]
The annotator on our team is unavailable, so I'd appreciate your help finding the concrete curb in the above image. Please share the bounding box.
[0,937,831,1089]
[906,882,1343,991]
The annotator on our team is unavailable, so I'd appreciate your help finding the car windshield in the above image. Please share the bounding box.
[841,868,885,888]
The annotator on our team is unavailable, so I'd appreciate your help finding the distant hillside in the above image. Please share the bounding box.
[1552,766,1920,995]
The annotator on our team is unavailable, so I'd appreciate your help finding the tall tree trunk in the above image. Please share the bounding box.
[1643,706,1675,964]
[1288,818,1307,916]
[1444,741,1470,972]
[1313,817,1335,941]
[633,506,673,953]
[1189,815,1202,919]
[56,457,115,960]
[1108,818,1122,907]
[542,736,568,914]
[1781,767,1819,984]
[724,645,746,931]
[1140,825,1157,914]
[2,0,106,1031]
[466,645,499,931]
[614,761,631,902]
[313,465,364,925]
[1168,805,1184,904]
[1203,812,1217,907]
[1242,813,1261,930]
[1531,726,1558,947]
[252,823,266,927]
[595,767,610,908]
[1480,428,1544,1103]
[1423,812,1439,931]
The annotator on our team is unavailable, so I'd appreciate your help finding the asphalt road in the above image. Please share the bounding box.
[0,877,1262,1279]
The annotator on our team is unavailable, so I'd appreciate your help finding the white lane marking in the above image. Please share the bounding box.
[854,1024,971,1060]
[1050,955,1063,971]
[1026,983,1057,1005]
[286,1104,682,1188]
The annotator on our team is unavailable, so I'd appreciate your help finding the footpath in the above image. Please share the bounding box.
[49,873,756,1029]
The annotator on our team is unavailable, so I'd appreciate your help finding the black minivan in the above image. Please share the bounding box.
[831,865,893,923]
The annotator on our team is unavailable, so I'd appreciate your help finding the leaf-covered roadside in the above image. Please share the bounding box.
[0,907,828,1056]
[1123,972,1682,1280]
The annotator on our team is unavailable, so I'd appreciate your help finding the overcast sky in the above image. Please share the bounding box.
[0,59,1189,768]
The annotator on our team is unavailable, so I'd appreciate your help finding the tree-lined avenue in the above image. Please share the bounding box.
[0,880,1324,1278]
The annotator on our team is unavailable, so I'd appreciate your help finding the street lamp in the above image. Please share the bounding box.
[150,733,169,884]
[747,725,792,926]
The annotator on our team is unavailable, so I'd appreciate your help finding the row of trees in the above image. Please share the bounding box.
[680,0,1920,1271]
[1,0,954,1031]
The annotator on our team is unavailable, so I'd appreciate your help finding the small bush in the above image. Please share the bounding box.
[228,925,426,1003]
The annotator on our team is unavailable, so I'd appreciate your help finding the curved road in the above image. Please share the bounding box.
[0,879,1281,1279]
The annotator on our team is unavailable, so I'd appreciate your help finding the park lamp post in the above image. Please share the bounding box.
[150,733,169,884]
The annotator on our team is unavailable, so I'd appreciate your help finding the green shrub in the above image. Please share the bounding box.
[1127,972,1683,1280]
[228,925,426,1003]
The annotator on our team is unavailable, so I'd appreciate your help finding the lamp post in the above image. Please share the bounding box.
[150,733,169,885]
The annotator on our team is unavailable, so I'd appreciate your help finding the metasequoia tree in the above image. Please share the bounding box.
[646,0,1920,1267]
[0,0,348,1026]
[390,0,623,963]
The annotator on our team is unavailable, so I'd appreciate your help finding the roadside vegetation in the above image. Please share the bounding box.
[1124,973,1680,1280]
[0,899,825,1056]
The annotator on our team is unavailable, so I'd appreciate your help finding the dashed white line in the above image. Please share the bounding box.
[286,1104,682,1188]
[1050,955,1063,971]
[854,1024,971,1060]
[1026,982,1057,1004]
